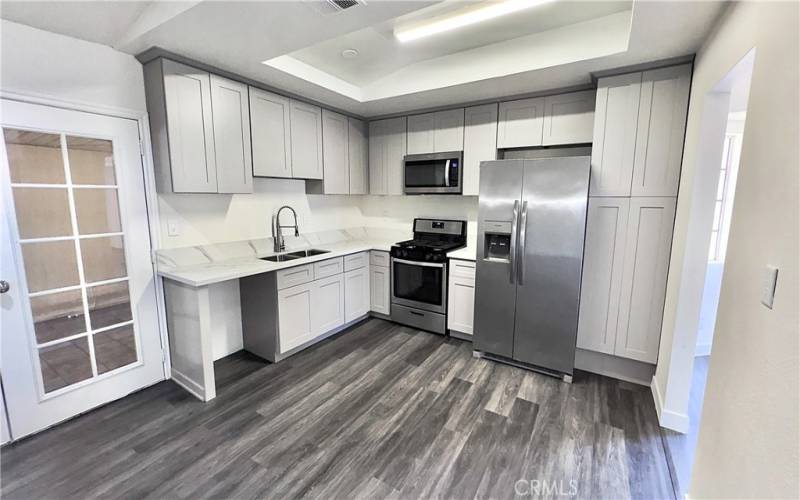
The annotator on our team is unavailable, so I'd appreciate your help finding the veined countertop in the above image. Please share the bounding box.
[158,238,394,287]
[447,244,477,261]
[156,226,478,287]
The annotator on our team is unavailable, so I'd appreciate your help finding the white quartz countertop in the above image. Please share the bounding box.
[158,238,395,288]
[447,244,477,261]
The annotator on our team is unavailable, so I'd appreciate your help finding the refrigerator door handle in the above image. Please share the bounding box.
[509,199,519,284]
[518,200,528,284]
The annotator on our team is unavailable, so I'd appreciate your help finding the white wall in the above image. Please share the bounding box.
[653,2,798,498]
[695,261,722,356]
[0,20,146,113]
[361,195,479,244]
[158,178,365,248]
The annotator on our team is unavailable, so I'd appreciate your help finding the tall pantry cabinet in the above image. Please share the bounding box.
[577,64,691,365]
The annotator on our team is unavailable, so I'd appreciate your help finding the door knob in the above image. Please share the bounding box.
[0,280,10,294]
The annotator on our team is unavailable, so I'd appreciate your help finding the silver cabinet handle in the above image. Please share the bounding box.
[509,200,519,284]
[518,201,528,285]
[0,280,9,294]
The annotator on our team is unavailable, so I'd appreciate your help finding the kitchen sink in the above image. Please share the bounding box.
[286,249,330,258]
[261,254,301,262]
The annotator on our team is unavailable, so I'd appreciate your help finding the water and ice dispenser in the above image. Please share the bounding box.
[482,221,513,261]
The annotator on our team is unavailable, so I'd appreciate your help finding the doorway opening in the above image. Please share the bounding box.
[661,49,754,496]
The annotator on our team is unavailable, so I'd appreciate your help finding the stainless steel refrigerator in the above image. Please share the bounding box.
[473,157,590,380]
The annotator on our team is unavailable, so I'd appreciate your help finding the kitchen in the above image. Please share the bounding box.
[0,1,798,499]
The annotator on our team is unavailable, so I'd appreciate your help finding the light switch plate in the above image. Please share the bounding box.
[761,265,779,309]
[167,218,181,237]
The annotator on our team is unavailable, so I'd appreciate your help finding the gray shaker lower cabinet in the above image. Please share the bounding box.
[576,196,677,365]
[241,253,369,362]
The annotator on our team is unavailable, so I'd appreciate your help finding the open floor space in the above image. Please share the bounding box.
[2,319,674,499]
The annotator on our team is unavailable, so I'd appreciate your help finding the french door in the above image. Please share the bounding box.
[0,99,164,440]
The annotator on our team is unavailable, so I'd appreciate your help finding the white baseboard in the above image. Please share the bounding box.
[171,368,210,401]
[694,343,712,357]
[574,348,655,386]
[651,375,690,433]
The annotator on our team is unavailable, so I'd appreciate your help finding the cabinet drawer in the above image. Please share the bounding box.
[450,259,476,279]
[344,251,368,272]
[276,264,314,290]
[314,257,344,279]
[370,250,390,267]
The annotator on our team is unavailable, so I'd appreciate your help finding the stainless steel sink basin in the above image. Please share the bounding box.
[261,254,301,262]
[286,249,330,258]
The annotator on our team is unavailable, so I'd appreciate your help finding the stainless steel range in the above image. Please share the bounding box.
[390,218,467,334]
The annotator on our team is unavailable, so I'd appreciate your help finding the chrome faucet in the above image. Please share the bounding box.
[272,205,299,253]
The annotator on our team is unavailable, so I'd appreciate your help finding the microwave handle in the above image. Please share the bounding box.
[444,159,451,187]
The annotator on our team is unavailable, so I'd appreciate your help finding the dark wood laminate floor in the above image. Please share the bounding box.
[660,355,709,497]
[1,319,676,500]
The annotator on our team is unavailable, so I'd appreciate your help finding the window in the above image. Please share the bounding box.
[708,133,741,262]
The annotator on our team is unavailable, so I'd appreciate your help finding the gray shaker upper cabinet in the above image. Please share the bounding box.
[209,75,253,193]
[433,108,465,152]
[462,103,498,196]
[369,117,406,195]
[407,109,464,154]
[321,109,350,194]
[348,118,369,195]
[542,90,596,146]
[250,87,292,178]
[145,58,218,193]
[590,65,692,197]
[631,64,692,197]
[407,113,435,154]
[590,72,642,196]
[497,97,545,149]
[290,100,323,179]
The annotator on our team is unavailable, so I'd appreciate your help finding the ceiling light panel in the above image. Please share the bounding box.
[395,0,555,43]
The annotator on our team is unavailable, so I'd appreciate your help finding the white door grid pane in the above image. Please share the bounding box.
[4,128,140,396]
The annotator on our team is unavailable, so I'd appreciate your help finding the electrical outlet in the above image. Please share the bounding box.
[167,218,181,237]
[761,265,778,309]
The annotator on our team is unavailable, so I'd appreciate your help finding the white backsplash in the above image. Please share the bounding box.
[157,177,479,250]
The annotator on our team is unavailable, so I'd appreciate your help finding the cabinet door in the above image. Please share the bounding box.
[590,73,642,196]
[250,87,292,178]
[162,60,217,193]
[345,267,370,323]
[384,117,407,195]
[542,90,595,146]
[368,120,385,194]
[632,65,691,197]
[576,198,630,354]
[434,108,465,152]
[290,100,323,179]
[348,118,369,194]
[369,265,390,315]
[369,117,405,194]
[463,104,498,196]
[210,75,253,193]
[407,113,435,154]
[312,274,345,335]
[497,97,545,148]
[278,282,314,353]
[447,275,475,335]
[615,197,677,363]
[322,109,350,194]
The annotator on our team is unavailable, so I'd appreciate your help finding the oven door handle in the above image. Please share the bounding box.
[444,159,451,187]
[392,258,446,268]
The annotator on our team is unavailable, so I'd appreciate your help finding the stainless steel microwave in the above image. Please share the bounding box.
[403,151,463,194]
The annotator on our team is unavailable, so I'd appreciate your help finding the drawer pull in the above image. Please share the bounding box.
[409,310,424,317]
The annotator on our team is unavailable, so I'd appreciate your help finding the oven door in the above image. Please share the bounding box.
[404,152,462,194]
[391,258,447,314]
